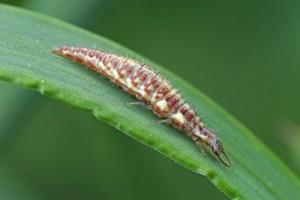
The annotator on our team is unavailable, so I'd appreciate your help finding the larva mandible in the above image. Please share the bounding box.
[52,46,231,167]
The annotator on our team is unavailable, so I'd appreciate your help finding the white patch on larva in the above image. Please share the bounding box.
[126,78,134,89]
[112,70,119,78]
[140,90,148,98]
[166,88,177,97]
[98,61,104,69]
[89,57,99,66]
[112,70,126,85]
[199,133,208,140]
[138,85,148,98]
[178,98,186,108]
[148,84,154,91]
[193,127,202,137]
[151,93,163,102]
[107,63,114,71]
[194,116,200,123]
[105,69,112,76]
[119,68,127,76]
[156,99,168,111]
[199,122,205,128]
[84,51,91,60]
[183,103,190,110]
[75,51,84,59]
[172,112,186,124]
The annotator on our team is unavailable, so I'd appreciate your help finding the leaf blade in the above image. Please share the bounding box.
[0,4,299,199]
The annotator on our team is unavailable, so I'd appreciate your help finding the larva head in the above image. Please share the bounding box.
[201,128,231,167]
[213,139,231,167]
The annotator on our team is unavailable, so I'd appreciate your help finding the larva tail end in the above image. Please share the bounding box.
[52,46,66,55]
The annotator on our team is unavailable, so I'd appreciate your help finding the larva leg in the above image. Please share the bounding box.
[157,118,172,124]
[125,102,152,109]
[195,140,207,157]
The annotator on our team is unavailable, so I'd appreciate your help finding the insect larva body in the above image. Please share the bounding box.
[52,46,231,167]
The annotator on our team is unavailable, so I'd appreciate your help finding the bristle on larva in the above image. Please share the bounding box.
[52,46,231,167]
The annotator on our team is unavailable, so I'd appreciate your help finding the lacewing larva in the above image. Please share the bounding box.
[52,46,231,167]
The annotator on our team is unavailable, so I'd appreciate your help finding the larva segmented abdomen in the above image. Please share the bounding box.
[52,46,231,167]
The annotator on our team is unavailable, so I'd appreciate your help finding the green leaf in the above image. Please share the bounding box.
[0,4,299,199]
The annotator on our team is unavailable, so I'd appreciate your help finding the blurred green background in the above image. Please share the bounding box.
[1,0,300,199]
